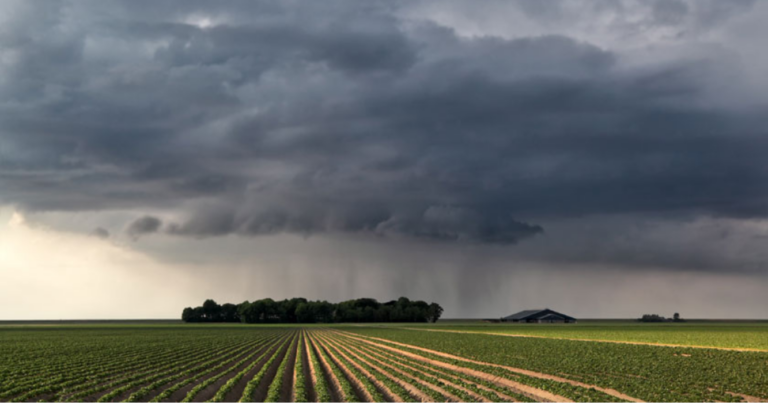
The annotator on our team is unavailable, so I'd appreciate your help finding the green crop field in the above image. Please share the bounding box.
[1,323,767,402]
[369,320,768,350]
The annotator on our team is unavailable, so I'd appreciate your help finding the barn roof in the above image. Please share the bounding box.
[503,308,575,321]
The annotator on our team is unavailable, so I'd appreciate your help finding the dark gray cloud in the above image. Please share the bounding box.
[127,216,162,240]
[1,0,767,250]
[91,227,110,239]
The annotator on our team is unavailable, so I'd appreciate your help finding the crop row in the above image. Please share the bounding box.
[8,324,764,402]
[342,326,768,402]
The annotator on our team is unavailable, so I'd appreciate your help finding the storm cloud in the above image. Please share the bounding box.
[2,1,768,250]
[127,216,162,240]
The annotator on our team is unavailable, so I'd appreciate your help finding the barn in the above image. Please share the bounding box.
[502,308,576,323]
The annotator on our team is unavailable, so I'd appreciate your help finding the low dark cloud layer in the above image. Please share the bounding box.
[1,1,767,251]
[127,216,162,240]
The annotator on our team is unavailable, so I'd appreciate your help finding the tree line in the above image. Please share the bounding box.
[182,297,444,324]
[638,312,685,322]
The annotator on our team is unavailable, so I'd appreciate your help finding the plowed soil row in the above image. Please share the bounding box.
[327,329,643,402]
[85,336,271,402]
[318,330,523,402]
[298,331,316,403]
[221,334,292,402]
[155,335,284,402]
[306,332,350,402]
[246,332,298,402]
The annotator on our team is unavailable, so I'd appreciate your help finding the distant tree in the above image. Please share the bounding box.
[192,307,204,322]
[202,299,221,322]
[296,302,313,323]
[181,307,197,322]
[237,301,252,323]
[639,314,667,322]
[221,303,239,323]
[427,303,444,323]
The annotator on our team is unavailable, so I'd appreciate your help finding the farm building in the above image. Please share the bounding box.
[502,309,576,323]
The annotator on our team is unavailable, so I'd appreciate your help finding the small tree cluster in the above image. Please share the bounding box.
[181,297,443,324]
[638,313,685,323]
[181,300,239,323]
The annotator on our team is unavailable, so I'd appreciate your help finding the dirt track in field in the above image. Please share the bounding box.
[324,334,462,402]
[301,331,321,402]
[315,336,375,402]
[333,329,637,403]
[317,335,403,402]
[306,333,346,402]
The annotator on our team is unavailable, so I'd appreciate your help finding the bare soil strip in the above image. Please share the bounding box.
[150,336,284,401]
[340,337,493,402]
[338,329,644,403]
[315,332,404,402]
[292,341,299,403]
[727,392,768,402]
[303,331,322,402]
[306,333,346,402]
[72,338,260,402]
[332,330,574,402]
[97,337,271,402]
[222,336,288,403]
[353,339,522,402]
[19,345,202,402]
[314,335,375,402]
[162,338,277,403]
[398,327,768,353]
[313,333,434,402]
[320,332,463,402]
[299,332,317,403]
[194,338,283,403]
[278,335,299,403]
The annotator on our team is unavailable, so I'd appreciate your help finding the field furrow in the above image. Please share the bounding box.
[304,330,333,402]
[239,332,296,402]
[313,334,383,402]
[264,332,298,402]
[305,332,355,402]
[318,332,462,402]
[133,334,284,403]
[313,332,434,402]
[94,336,275,403]
[329,330,574,402]
[3,324,766,403]
[323,333,490,402]
[343,334,531,402]
[314,334,401,402]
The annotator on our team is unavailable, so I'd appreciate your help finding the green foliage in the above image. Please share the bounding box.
[183,297,444,324]
[345,327,768,402]
[264,333,298,402]
[293,333,309,402]
[239,334,293,402]
[3,323,766,403]
[309,334,358,402]
[304,331,333,402]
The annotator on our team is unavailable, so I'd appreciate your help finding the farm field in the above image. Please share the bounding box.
[374,320,768,350]
[1,323,767,402]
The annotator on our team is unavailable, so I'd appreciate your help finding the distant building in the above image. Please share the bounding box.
[502,309,576,323]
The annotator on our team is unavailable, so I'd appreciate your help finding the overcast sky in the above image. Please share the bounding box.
[2,0,768,319]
